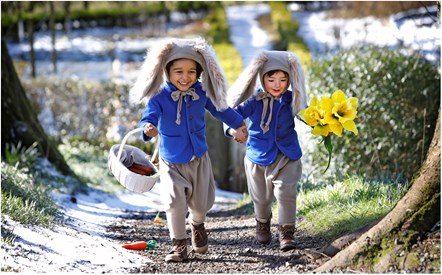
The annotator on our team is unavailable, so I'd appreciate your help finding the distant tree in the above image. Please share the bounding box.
[1,40,73,176]
[48,1,57,73]
[63,2,72,35]
[26,1,36,78]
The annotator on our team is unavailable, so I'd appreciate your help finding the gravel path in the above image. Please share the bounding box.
[106,206,328,274]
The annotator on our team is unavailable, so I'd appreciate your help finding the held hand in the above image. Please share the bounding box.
[143,123,158,137]
[230,124,248,143]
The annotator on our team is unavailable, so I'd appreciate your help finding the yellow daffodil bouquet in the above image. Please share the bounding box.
[298,89,358,173]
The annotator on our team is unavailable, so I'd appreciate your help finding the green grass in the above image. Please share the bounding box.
[1,156,59,227]
[239,173,407,242]
[296,176,409,241]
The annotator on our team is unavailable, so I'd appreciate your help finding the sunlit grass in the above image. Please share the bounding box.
[1,162,58,227]
[295,176,409,241]
[243,173,407,242]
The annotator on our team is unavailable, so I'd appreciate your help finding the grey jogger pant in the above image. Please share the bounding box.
[159,152,215,240]
[244,153,302,225]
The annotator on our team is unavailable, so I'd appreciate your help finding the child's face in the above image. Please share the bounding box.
[168,58,198,91]
[263,71,288,97]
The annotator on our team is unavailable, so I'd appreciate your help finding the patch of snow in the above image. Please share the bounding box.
[2,216,150,273]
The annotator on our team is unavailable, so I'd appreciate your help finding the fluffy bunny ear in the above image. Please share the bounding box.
[287,52,308,115]
[129,39,174,104]
[227,52,268,108]
[193,38,229,111]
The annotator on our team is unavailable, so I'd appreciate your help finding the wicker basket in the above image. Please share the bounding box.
[108,128,159,193]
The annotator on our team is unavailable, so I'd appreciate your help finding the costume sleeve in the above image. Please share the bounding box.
[138,96,161,142]
[223,97,254,137]
[205,98,244,130]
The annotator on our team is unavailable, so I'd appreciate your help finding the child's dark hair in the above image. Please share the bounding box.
[166,58,203,79]
[265,70,289,78]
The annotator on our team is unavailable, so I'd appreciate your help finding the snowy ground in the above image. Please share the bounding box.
[2,3,440,273]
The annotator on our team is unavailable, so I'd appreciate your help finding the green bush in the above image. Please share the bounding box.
[22,78,140,142]
[306,46,440,180]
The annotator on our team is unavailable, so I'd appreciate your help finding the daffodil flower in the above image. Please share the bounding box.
[299,89,359,173]
[331,90,358,135]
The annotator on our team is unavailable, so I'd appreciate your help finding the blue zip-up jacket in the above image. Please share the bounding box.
[226,89,302,166]
[139,81,244,164]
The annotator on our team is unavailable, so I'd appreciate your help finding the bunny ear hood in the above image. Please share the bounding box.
[227,51,268,108]
[130,39,174,104]
[130,37,229,111]
[227,50,307,115]
[286,52,308,115]
[193,38,229,110]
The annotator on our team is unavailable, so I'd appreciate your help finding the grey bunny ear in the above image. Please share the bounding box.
[227,52,268,107]
[287,52,308,115]
[193,38,229,110]
[129,39,174,104]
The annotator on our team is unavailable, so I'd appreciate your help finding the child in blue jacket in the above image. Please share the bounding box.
[225,50,307,251]
[130,38,247,262]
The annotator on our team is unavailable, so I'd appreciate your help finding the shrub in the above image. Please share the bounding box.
[306,46,440,180]
[22,78,140,142]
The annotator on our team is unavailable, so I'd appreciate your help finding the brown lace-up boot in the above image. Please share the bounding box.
[191,223,208,254]
[255,218,271,245]
[165,238,188,262]
[278,224,297,251]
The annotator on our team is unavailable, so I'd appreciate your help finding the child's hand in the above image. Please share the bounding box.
[143,123,158,137]
[229,123,248,143]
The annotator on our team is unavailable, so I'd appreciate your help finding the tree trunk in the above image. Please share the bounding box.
[63,2,72,36]
[1,40,74,176]
[27,19,36,78]
[315,111,440,272]
[26,1,36,78]
[49,1,57,73]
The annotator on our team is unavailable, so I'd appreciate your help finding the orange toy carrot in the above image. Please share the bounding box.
[154,212,162,224]
[122,241,147,250]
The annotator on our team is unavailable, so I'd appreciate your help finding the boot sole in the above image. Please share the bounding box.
[192,244,208,254]
[165,255,188,262]
[256,239,272,245]
[280,244,296,252]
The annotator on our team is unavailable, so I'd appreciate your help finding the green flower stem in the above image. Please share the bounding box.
[322,135,333,174]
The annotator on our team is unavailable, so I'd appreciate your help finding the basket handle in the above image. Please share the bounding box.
[116,128,145,160]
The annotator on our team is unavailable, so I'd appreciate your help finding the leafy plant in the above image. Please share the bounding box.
[306,46,440,180]
[4,141,39,169]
